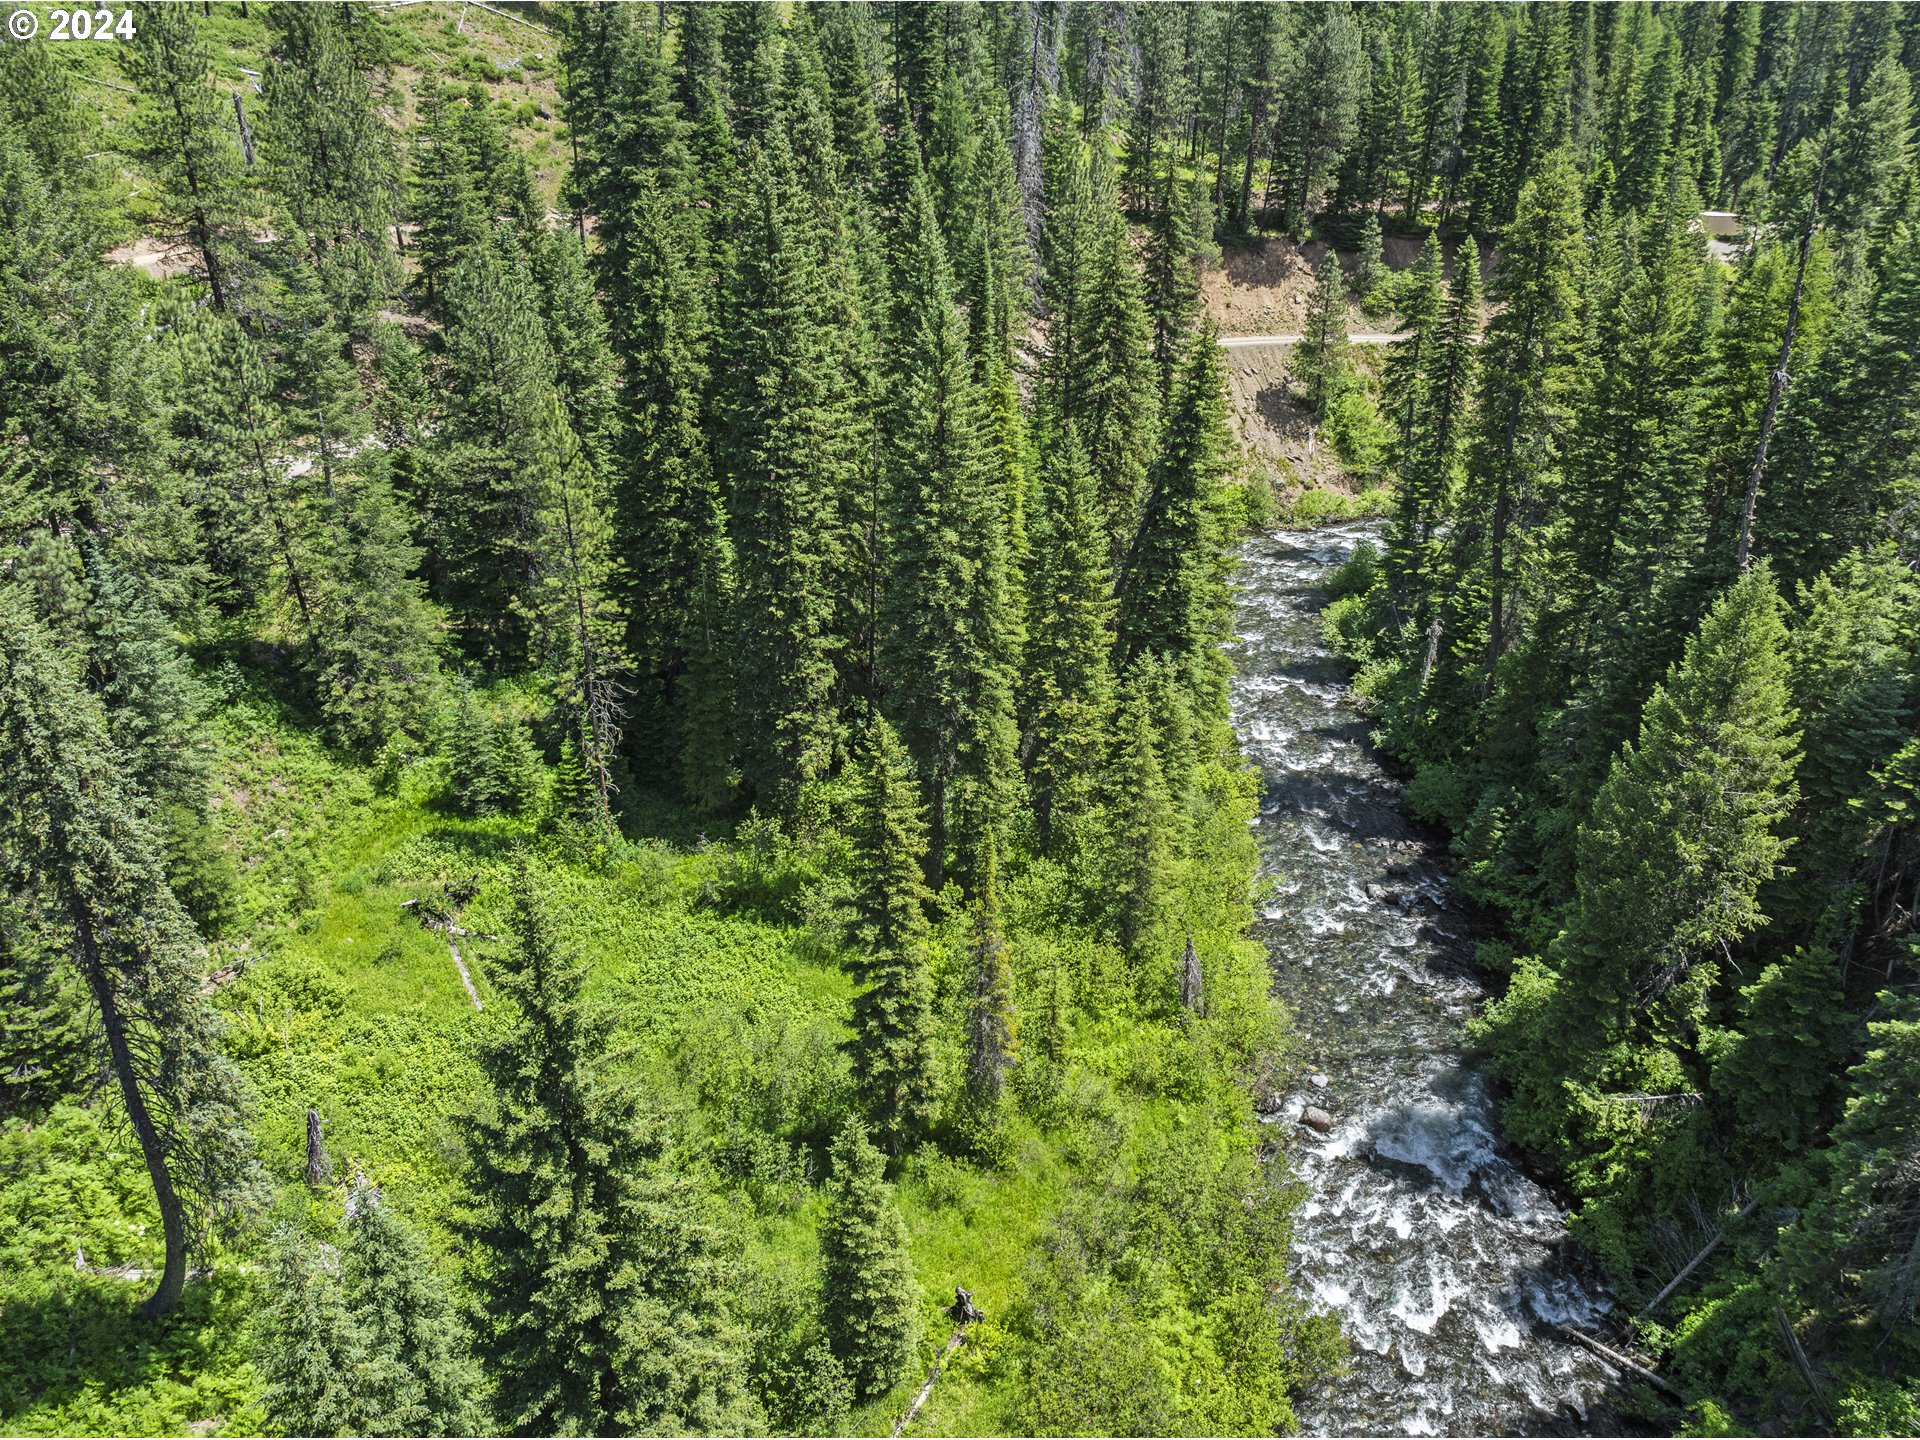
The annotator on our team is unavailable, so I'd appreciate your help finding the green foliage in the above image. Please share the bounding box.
[1020,424,1115,856]
[719,136,854,812]
[819,1123,920,1400]
[1293,249,1350,426]
[50,3,1920,1430]
[461,861,756,1435]
[257,1187,480,1438]
[1010,1121,1343,1437]
[844,721,939,1152]
[879,169,1019,890]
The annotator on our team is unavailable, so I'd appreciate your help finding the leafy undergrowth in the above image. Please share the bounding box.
[1,679,1337,1437]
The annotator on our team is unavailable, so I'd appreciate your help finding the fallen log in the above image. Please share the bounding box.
[1550,1324,1684,1403]
[893,1330,966,1439]
[1637,1197,1761,1318]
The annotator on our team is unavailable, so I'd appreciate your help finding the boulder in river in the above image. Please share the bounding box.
[1300,1105,1335,1133]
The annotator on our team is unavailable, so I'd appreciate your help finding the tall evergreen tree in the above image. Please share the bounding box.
[1019,425,1114,855]
[1120,323,1234,726]
[259,2,401,325]
[1294,249,1351,437]
[463,861,753,1435]
[844,720,939,1152]
[607,180,734,808]
[0,587,255,1318]
[818,1122,920,1400]
[1385,239,1480,630]
[123,4,251,311]
[431,223,559,661]
[1457,153,1584,675]
[339,1184,485,1438]
[1073,174,1159,567]
[1108,663,1178,962]
[522,404,627,830]
[880,172,1018,890]
[720,138,853,811]
[1483,568,1800,1149]
[258,1225,374,1436]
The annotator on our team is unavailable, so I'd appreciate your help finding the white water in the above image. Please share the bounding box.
[1231,525,1620,1436]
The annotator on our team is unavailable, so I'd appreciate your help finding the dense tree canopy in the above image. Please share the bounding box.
[2,1,1918,1435]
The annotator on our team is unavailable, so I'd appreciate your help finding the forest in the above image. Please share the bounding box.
[0,0,1915,1436]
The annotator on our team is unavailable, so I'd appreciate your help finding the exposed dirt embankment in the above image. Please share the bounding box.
[1206,233,1484,493]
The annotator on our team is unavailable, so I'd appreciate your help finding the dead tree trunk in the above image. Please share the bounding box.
[305,1108,331,1188]
[72,905,188,1319]
[1180,934,1202,1013]
[1637,1197,1759,1317]
[232,92,256,168]
[1735,144,1827,571]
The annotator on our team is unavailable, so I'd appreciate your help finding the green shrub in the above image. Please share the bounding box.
[1325,540,1381,600]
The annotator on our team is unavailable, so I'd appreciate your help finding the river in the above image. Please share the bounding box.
[1230,523,1623,1437]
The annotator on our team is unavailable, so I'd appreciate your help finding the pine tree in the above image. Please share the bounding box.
[309,453,444,752]
[463,861,753,1435]
[123,4,251,311]
[259,1225,373,1436]
[1141,166,1214,397]
[1120,323,1234,728]
[1294,249,1351,436]
[1760,224,1920,586]
[1267,3,1365,234]
[1556,568,1799,1049]
[844,720,939,1151]
[259,2,401,325]
[1763,554,1914,940]
[0,29,107,210]
[1542,188,1714,801]
[1779,993,1920,1329]
[0,129,157,527]
[1708,946,1847,1160]
[957,94,1030,386]
[527,227,621,474]
[1108,664,1178,962]
[408,79,486,315]
[1458,153,1583,673]
[926,68,980,251]
[1040,123,1157,566]
[79,544,237,936]
[880,171,1019,891]
[608,179,734,807]
[432,223,560,661]
[276,292,442,749]
[1353,209,1388,304]
[1074,178,1159,567]
[1020,425,1115,855]
[1827,51,1915,241]
[1397,240,1482,679]
[719,138,852,811]
[340,1184,485,1437]
[522,403,627,831]
[0,587,255,1318]
[168,312,315,628]
[446,681,503,818]
[818,1122,921,1400]
[1382,230,1447,465]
